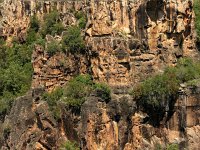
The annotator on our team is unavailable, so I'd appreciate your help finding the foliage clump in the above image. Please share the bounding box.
[0,39,33,118]
[40,10,65,37]
[62,26,85,53]
[42,88,63,120]
[60,140,80,150]
[74,11,87,29]
[93,83,111,103]
[62,74,93,110]
[166,144,179,150]
[132,58,200,117]
[46,40,61,56]
[42,74,111,119]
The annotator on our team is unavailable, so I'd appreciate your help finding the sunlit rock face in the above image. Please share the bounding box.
[0,0,199,150]
[0,0,199,90]
[0,88,63,149]
[85,0,198,86]
[75,84,200,150]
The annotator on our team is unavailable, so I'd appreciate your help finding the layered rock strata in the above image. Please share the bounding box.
[0,88,64,150]
[1,85,199,150]
[0,0,199,90]
[78,84,200,150]
[0,0,199,150]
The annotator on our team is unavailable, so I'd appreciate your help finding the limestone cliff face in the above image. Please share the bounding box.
[1,85,199,150]
[0,0,200,150]
[0,0,199,89]
[86,0,198,85]
[0,88,64,150]
[78,85,200,150]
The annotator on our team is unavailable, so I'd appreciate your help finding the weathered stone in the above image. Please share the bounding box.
[1,88,64,149]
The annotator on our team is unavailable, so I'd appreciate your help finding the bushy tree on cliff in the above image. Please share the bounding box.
[62,26,85,53]
[131,58,200,126]
[40,10,65,37]
[43,74,111,119]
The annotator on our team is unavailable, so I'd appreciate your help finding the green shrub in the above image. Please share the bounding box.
[0,45,7,69]
[133,73,179,109]
[154,143,162,150]
[0,98,11,118]
[34,36,46,48]
[78,17,87,29]
[132,58,200,114]
[175,58,200,82]
[46,40,61,56]
[74,11,85,20]
[26,16,40,44]
[63,74,93,109]
[93,83,111,103]
[40,10,65,37]
[42,87,63,120]
[43,74,111,116]
[0,42,33,119]
[51,22,65,35]
[26,29,37,45]
[61,141,80,150]
[62,26,85,53]
[30,15,40,32]
[166,144,179,150]
[74,11,87,29]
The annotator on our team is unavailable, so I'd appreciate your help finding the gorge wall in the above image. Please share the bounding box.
[0,0,200,150]
[1,0,199,90]
[1,83,200,149]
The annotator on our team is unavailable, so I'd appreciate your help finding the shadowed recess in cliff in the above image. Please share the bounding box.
[146,0,165,22]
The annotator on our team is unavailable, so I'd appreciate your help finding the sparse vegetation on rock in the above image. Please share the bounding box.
[46,40,61,56]
[42,74,111,118]
[61,140,80,150]
[40,10,65,37]
[132,58,200,122]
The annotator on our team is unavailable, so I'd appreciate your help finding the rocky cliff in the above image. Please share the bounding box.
[1,88,63,149]
[0,0,200,150]
[1,84,199,149]
[1,0,199,90]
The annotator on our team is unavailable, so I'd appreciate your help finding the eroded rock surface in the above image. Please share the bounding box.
[1,0,199,90]
[78,85,200,150]
[0,0,199,150]
[0,88,64,150]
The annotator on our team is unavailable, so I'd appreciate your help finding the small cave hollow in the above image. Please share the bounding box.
[146,0,165,22]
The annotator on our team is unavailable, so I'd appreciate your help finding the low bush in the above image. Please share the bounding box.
[42,87,63,120]
[78,17,87,29]
[29,15,40,32]
[42,74,111,117]
[46,40,61,56]
[62,74,93,110]
[166,144,179,150]
[74,11,87,29]
[93,83,111,103]
[61,140,80,150]
[132,73,179,109]
[0,42,33,119]
[62,26,85,53]
[131,58,200,121]
[40,10,65,37]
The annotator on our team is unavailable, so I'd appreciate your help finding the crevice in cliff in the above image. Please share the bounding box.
[38,140,51,150]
